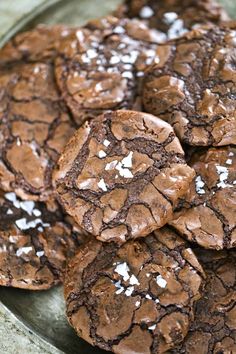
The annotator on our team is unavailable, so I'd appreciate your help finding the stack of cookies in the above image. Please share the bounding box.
[0,0,235,353]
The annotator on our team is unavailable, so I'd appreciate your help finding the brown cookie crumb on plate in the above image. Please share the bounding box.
[53,110,194,243]
[64,227,205,353]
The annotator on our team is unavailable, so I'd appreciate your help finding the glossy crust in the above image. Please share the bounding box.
[115,0,229,37]
[55,16,163,126]
[54,110,194,243]
[169,146,236,250]
[173,249,236,353]
[64,228,205,353]
[0,190,85,290]
[143,23,236,146]
[0,24,74,65]
[0,62,76,201]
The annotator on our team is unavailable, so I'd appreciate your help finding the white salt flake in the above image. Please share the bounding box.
[87,49,97,59]
[139,6,154,18]
[105,160,118,171]
[113,26,125,34]
[195,175,205,195]
[20,201,35,215]
[9,236,17,243]
[98,178,107,192]
[148,324,156,331]
[129,274,140,286]
[156,275,167,288]
[145,294,152,300]
[37,227,43,232]
[121,152,133,168]
[103,139,110,147]
[13,200,21,208]
[116,287,124,295]
[226,159,232,165]
[135,301,140,307]
[122,71,133,79]
[229,152,234,157]
[33,209,41,217]
[146,273,151,278]
[16,246,33,257]
[6,209,13,215]
[5,192,17,203]
[15,218,29,230]
[163,12,178,25]
[168,19,187,39]
[110,56,120,65]
[42,223,50,228]
[36,251,45,258]
[125,286,134,297]
[115,162,134,178]
[155,299,160,304]
[98,150,107,158]
[114,262,130,281]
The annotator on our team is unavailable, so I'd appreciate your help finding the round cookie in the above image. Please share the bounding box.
[143,23,236,146]
[0,62,76,201]
[64,227,205,354]
[55,16,162,126]
[0,24,74,65]
[53,110,195,243]
[173,249,236,353]
[0,190,85,290]
[169,146,236,250]
[115,0,229,38]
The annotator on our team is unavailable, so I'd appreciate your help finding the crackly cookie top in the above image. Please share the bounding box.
[65,227,205,353]
[169,146,236,250]
[0,62,75,201]
[54,110,194,243]
[173,249,236,354]
[55,16,162,126]
[115,0,229,38]
[143,23,236,146]
[0,190,86,290]
[0,24,74,65]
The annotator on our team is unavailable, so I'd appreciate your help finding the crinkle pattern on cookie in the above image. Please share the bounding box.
[0,190,85,290]
[169,146,236,249]
[143,23,236,146]
[173,249,236,353]
[65,228,205,353]
[0,62,75,201]
[55,16,162,126]
[115,0,229,37]
[0,25,74,65]
[54,110,194,243]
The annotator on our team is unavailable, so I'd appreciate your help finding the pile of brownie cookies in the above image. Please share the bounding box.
[0,0,236,353]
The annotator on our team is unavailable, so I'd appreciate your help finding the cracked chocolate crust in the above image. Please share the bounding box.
[169,146,236,250]
[54,16,162,127]
[0,61,76,201]
[143,22,236,146]
[172,249,236,354]
[64,227,205,354]
[114,0,229,37]
[0,25,74,65]
[0,190,86,290]
[53,110,195,243]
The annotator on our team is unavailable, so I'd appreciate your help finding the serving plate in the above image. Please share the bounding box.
[0,0,235,353]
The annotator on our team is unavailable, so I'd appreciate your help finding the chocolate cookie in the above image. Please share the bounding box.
[64,228,205,353]
[143,23,236,146]
[115,0,229,38]
[55,16,162,126]
[169,146,236,250]
[0,24,74,65]
[53,110,194,243]
[0,190,85,290]
[173,249,236,354]
[0,62,76,201]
